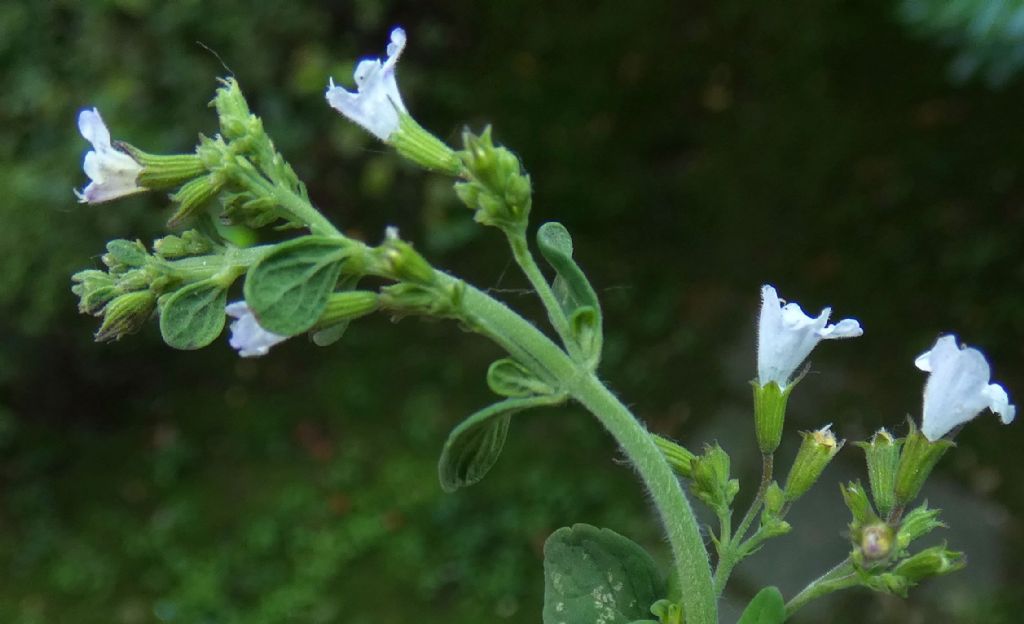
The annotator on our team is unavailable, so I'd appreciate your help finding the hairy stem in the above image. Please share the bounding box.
[785,557,855,616]
[440,273,716,624]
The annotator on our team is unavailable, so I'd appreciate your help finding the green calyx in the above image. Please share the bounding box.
[94,289,157,342]
[117,143,207,190]
[390,114,464,175]
[893,423,953,509]
[690,443,739,511]
[652,434,697,479]
[855,428,902,518]
[784,425,843,502]
[752,381,792,455]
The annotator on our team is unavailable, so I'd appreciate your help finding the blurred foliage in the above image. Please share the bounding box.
[1,1,1024,623]
[899,0,1024,86]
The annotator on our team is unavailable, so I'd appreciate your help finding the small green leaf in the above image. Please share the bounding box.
[543,524,664,624]
[159,280,228,350]
[737,587,786,624]
[487,358,556,397]
[439,395,562,493]
[536,222,603,365]
[243,236,348,335]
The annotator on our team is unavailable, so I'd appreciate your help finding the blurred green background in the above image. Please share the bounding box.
[2,1,1023,623]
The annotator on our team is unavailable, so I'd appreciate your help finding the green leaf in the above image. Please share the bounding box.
[536,222,603,364]
[543,524,664,624]
[736,587,786,624]
[439,395,561,493]
[243,236,348,335]
[159,280,227,350]
[486,358,556,397]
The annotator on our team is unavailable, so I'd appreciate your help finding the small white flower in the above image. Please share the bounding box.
[325,27,408,142]
[914,335,1015,441]
[757,284,863,388]
[225,301,289,357]
[75,107,145,203]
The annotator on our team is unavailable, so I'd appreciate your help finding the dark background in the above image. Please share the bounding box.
[1,1,1022,623]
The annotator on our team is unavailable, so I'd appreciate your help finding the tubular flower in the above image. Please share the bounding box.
[914,335,1015,441]
[757,284,863,388]
[75,108,145,203]
[225,301,289,357]
[326,27,408,141]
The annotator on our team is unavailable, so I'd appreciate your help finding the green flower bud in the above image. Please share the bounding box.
[840,480,880,528]
[378,227,436,285]
[168,173,225,228]
[213,78,253,141]
[864,572,910,597]
[153,230,216,260]
[893,422,953,509]
[103,239,149,271]
[95,290,156,342]
[896,504,944,551]
[456,127,532,230]
[855,428,902,518]
[784,424,843,502]
[379,281,464,320]
[690,443,739,510]
[390,114,463,175]
[893,544,964,583]
[315,291,380,328]
[763,481,785,517]
[752,381,793,455]
[652,434,696,479]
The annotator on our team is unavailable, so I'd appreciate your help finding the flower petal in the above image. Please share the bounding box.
[225,301,289,358]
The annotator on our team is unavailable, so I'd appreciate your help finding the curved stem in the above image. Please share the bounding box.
[506,231,585,362]
[439,275,716,624]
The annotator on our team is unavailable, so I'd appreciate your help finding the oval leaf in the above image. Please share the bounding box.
[737,587,786,624]
[243,236,347,336]
[439,395,562,493]
[159,280,228,350]
[487,358,556,398]
[543,524,664,624]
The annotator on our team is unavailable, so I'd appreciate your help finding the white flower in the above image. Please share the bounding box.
[914,335,1015,441]
[75,107,145,203]
[757,284,863,388]
[325,27,408,141]
[225,301,289,357]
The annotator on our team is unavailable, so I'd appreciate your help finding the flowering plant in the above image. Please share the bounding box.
[69,27,1015,623]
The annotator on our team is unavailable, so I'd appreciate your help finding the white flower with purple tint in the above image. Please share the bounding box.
[225,301,289,357]
[757,284,863,388]
[75,108,145,203]
[915,335,1015,441]
[326,27,408,141]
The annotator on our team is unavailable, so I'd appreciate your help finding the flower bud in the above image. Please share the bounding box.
[752,380,792,455]
[896,504,944,551]
[456,127,532,230]
[763,481,785,516]
[71,270,119,315]
[840,480,879,528]
[95,290,156,342]
[153,230,215,260]
[168,173,225,228]
[783,424,843,502]
[893,544,964,583]
[652,434,696,479]
[213,78,253,141]
[315,291,380,328]
[856,522,894,563]
[855,428,901,518]
[102,239,149,271]
[378,227,435,285]
[893,422,953,509]
[689,443,739,510]
[379,281,464,319]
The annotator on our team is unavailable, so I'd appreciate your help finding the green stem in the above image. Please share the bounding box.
[784,558,855,617]
[158,245,272,283]
[714,453,774,595]
[440,274,716,624]
[506,230,585,362]
[230,158,342,238]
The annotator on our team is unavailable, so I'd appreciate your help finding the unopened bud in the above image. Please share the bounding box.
[896,504,944,550]
[856,428,902,518]
[840,480,879,528]
[213,78,253,141]
[690,444,739,510]
[784,424,843,502]
[154,230,215,259]
[652,434,696,479]
[316,291,380,328]
[378,227,435,285]
[857,522,895,563]
[102,239,149,271]
[893,544,964,583]
[168,173,225,228]
[95,290,156,342]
